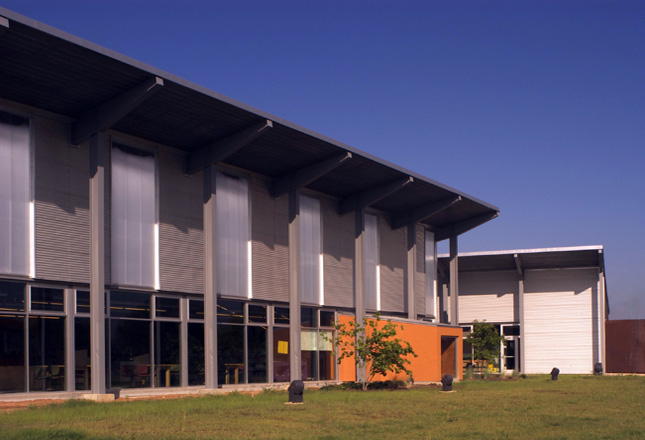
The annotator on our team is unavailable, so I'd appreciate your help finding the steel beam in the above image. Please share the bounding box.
[0,16,8,38]
[71,77,164,145]
[288,189,302,381]
[203,165,218,389]
[271,151,352,197]
[89,131,106,394]
[435,211,499,242]
[514,253,523,277]
[338,176,413,215]
[186,119,273,175]
[518,276,525,374]
[449,235,459,326]
[392,196,462,230]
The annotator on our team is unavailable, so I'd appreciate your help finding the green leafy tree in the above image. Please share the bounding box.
[466,320,506,369]
[323,313,417,390]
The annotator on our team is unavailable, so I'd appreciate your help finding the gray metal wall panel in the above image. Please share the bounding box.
[415,224,426,317]
[523,268,598,374]
[250,177,289,302]
[321,198,354,308]
[378,216,405,313]
[158,148,204,294]
[34,116,91,283]
[459,270,519,324]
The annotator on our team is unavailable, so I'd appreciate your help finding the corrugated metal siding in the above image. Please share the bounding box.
[34,116,91,283]
[523,268,598,374]
[378,216,405,313]
[321,198,354,308]
[250,177,289,302]
[158,148,203,294]
[415,224,425,317]
[459,271,519,324]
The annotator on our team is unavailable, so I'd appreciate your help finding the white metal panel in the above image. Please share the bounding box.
[459,271,518,324]
[523,269,599,374]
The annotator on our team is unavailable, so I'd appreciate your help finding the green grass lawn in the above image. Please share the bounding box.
[0,375,643,439]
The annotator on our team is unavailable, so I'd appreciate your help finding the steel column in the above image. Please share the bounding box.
[89,131,106,394]
[354,209,366,383]
[449,235,459,326]
[406,223,416,320]
[203,165,218,389]
[288,189,302,381]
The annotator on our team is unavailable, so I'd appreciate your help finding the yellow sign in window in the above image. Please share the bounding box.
[277,340,288,354]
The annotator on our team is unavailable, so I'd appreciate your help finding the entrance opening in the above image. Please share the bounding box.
[441,336,457,377]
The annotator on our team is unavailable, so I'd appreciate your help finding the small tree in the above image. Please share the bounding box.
[466,320,506,371]
[323,313,417,390]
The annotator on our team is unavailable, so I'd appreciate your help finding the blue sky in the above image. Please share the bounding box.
[2,1,643,318]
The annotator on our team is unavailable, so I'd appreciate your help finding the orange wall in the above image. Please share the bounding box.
[337,315,463,382]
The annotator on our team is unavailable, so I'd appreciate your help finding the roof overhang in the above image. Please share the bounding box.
[0,7,499,236]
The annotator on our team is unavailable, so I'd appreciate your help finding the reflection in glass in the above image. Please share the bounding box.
[274,307,289,325]
[110,291,151,319]
[189,300,204,320]
[217,324,244,384]
[320,311,335,327]
[248,326,267,383]
[218,299,244,324]
[154,321,180,387]
[155,297,180,319]
[188,322,204,385]
[110,319,151,388]
[74,318,91,391]
[273,327,290,382]
[76,290,90,314]
[29,315,66,391]
[0,281,25,313]
[0,316,25,393]
[248,305,267,323]
[30,287,64,312]
[301,307,315,327]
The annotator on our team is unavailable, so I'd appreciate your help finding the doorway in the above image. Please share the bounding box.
[441,336,458,377]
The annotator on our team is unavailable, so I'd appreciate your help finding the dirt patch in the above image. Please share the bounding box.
[0,399,65,413]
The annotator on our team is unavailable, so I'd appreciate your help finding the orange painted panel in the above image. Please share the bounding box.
[335,315,463,383]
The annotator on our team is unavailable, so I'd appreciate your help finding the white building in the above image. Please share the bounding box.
[437,246,608,374]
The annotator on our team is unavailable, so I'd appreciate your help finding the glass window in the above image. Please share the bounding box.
[0,315,25,393]
[30,287,64,312]
[76,290,90,314]
[364,214,379,310]
[154,321,180,387]
[110,319,151,388]
[110,291,151,319]
[216,173,250,298]
[0,111,31,276]
[188,322,204,385]
[155,297,180,319]
[318,329,335,381]
[0,281,25,313]
[301,328,335,381]
[320,311,335,327]
[189,299,204,320]
[74,317,91,391]
[111,144,156,288]
[273,327,290,382]
[301,307,315,327]
[218,299,244,324]
[248,326,267,383]
[217,324,244,385]
[299,195,321,305]
[274,307,289,325]
[503,325,520,336]
[248,304,267,323]
[29,315,66,391]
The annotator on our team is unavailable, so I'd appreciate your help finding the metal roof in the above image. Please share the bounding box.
[0,8,499,236]
[438,246,605,272]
